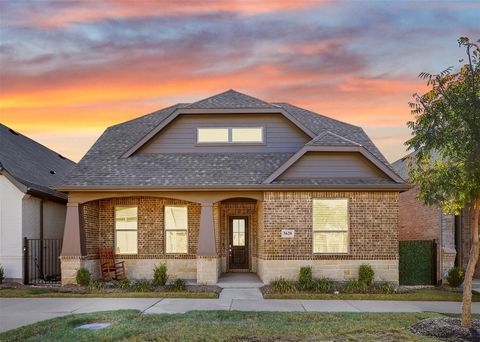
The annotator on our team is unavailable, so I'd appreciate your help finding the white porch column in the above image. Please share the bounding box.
[197,201,219,284]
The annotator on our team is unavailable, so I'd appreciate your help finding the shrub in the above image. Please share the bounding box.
[0,265,4,284]
[88,280,106,291]
[167,278,186,292]
[344,279,366,293]
[358,264,375,286]
[271,278,297,293]
[312,277,334,293]
[130,279,153,292]
[75,267,91,286]
[298,266,314,290]
[153,263,168,287]
[375,282,396,294]
[447,267,465,288]
[118,279,131,290]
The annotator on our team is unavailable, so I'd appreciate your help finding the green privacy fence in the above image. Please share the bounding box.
[399,240,437,285]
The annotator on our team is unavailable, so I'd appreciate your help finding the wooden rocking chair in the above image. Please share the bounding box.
[99,248,126,280]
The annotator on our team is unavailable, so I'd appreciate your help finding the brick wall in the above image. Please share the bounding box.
[81,197,200,259]
[398,186,440,241]
[261,191,399,261]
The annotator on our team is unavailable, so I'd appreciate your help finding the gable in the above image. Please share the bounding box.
[136,113,310,154]
[278,151,390,180]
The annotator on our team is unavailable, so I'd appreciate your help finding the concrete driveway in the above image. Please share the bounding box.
[2,290,480,333]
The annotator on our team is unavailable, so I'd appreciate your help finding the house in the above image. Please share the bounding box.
[0,124,76,282]
[393,152,478,280]
[57,90,409,285]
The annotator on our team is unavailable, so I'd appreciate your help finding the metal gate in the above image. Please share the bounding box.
[23,237,62,285]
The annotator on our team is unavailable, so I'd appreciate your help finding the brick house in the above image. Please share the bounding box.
[393,152,477,280]
[58,90,408,285]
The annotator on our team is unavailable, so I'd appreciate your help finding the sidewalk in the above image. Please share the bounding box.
[2,289,480,333]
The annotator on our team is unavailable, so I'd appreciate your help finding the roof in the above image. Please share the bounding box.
[60,90,404,190]
[0,124,76,200]
[392,150,441,181]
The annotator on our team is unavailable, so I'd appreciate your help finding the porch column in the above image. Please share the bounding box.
[60,202,84,284]
[197,201,219,284]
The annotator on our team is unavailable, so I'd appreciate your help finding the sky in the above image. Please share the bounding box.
[0,0,479,163]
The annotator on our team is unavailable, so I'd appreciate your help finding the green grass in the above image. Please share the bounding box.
[0,310,443,341]
[0,289,217,299]
[264,288,480,302]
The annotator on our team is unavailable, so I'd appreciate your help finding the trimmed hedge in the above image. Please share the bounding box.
[399,240,435,285]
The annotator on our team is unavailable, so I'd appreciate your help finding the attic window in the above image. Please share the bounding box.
[197,127,264,144]
[9,129,19,136]
[50,170,56,175]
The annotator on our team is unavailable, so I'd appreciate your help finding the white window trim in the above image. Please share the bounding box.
[164,205,189,254]
[114,205,138,255]
[196,127,265,145]
[312,198,350,255]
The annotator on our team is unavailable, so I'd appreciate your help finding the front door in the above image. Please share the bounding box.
[229,217,249,270]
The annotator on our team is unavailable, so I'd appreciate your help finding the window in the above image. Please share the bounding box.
[312,199,348,254]
[115,206,138,254]
[197,127,264,144]
[165,206,188,253]
[197,128,229,143]
[232,218,246,246]
[231,128,263,143]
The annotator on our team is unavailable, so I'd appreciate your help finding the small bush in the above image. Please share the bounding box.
[271,278,297,293]
[358,264,375,286]
[344,278,366,293]
[118,279,131,290]
[312,277,334,293]
[75,267,91,286]
[88,280,106,291]
[375,282,396,294]
[447,267,465,288]
[298,266,314,290]
[153,263,168,287]
[130,279,153,292]
[0,265,4,284]
[167,278,186,292]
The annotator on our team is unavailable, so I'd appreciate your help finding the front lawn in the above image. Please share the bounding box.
[0,310,444,341]
[263,288,480,302]
[0,288,218,299]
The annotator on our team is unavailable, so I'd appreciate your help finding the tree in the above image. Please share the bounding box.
[406,37,480,327]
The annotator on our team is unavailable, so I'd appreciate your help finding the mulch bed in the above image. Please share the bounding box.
[410,317,480,342]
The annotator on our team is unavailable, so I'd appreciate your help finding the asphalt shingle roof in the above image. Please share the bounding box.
[0,124,76,199]
[61,90,400,188]
[306,130,361,147]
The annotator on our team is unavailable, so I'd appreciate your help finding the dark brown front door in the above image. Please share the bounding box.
[229,217,249,270]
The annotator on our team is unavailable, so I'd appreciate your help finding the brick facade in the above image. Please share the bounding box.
[81,197,200,259]
[73,191,401,283]
[398,186,440,241]
[261,191,399,260]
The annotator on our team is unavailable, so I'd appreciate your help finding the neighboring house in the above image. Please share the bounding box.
[0,124,76,282]
[393,152,476,281]
[58,90,409,285]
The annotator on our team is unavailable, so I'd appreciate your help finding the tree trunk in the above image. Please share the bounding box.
[462,192,480,327]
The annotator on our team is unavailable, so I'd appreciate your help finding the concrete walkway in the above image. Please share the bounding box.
[2,294,480,333]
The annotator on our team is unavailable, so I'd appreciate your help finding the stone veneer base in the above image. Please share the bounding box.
[257,259,399,284]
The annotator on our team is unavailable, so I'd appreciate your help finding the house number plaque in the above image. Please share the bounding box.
[281,229,295,238]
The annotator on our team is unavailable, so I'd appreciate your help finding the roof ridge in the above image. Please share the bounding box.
[186,89,275,109]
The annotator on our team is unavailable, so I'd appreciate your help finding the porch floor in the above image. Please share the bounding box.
[216,273,264,288]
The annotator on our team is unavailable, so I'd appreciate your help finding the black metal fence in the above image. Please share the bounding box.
[23,237,62,285]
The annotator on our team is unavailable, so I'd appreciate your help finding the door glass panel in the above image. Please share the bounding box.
[232,219,245,246]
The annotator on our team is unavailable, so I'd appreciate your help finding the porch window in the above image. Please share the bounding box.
[115,206,138,254]
[165,206,188,254]
[312,199,349,254]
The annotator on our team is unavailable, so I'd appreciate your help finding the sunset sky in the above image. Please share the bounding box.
[1,1,478,163]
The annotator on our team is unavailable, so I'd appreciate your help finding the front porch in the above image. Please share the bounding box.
[59,193,264,285]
